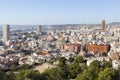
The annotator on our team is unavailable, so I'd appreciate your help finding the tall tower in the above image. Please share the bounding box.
[3,25,10,43]
[36,25,42,34]
[102,20,105,32]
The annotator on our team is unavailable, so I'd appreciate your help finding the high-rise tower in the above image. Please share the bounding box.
[102,20,105,32]
[36,25,42,34]
[3,25,10,43]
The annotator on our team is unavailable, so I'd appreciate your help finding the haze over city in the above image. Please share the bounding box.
[0,0,120,25]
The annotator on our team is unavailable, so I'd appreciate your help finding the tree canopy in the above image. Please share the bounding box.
[0,56,119,80]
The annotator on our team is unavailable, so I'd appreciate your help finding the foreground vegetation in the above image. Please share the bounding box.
[0,56,120,80]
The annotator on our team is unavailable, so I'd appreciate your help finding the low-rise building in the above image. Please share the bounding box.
[86,43,110,54]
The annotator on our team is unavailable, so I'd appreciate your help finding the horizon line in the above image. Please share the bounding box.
[0,22,119,26]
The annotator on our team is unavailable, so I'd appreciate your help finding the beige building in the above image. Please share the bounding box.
[2,25,10,43]
[36,25,42,34]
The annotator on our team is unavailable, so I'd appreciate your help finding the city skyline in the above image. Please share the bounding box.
[0,1,120,78]
[0,0,120,25]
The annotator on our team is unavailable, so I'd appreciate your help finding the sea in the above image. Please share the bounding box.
[0,24,80,32]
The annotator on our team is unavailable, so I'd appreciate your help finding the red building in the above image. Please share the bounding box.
[61,43,81,53]
[102,20,106,32]
[86,44,109,54]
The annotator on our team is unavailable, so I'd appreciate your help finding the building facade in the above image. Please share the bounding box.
[36,25,42,34]
[102,20,105,32]
[3,25,10,43]
[61,43,81,53]
[86,44,110,54]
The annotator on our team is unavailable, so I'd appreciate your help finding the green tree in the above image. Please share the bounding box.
[68,63,81,79]
[0,71,7,80]
[25,70,42,80]
[43,67,68,80]
[97,68,116,80]
[76,65,100,80]
[102,60,112,68]
[15,70,43,80]
[15,71,25,80]
[102,52,107,57]
[6,71,15,80]
[68,57,74,62]
[76,74,89,80]
[90,60,100,67]
[76,60,100,80]
[75,56,84,63]
[58,57,66,67]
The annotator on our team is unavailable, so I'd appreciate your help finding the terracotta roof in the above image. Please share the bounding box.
[37,51,47,56]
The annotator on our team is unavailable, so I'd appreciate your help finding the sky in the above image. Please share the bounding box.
[0,0,120,25]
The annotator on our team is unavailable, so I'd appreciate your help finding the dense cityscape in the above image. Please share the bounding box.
[0,20,119,80]
[1,0,120,80]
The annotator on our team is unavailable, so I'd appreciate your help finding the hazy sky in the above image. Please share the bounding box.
[0,0,120,25]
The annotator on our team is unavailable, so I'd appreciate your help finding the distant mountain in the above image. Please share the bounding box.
[109,22,120,25]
